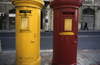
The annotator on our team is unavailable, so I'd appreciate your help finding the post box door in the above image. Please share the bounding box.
[58,16,77,62]
[16,9,39,62]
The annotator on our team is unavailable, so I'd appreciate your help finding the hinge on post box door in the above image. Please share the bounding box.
[34,33,37,37]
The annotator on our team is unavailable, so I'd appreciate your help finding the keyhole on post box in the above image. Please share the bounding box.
[75,34,78,38]
[73,41,77,44]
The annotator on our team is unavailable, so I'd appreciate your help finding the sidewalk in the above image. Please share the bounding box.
[0,30,100,33]
[0,30,45,33]
[0,50,100,65]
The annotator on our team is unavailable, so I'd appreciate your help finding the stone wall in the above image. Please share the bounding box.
[78,0,100,30]
[0,0,100,30]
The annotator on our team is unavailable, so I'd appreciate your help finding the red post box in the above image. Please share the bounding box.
[50,0,82,65]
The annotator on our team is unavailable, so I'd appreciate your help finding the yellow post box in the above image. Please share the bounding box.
[12,0,44,65]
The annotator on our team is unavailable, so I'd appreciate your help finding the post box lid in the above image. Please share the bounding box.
[50,0,82,9]
[12,0,44,9]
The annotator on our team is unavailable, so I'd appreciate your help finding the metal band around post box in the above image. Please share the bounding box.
[12,0,44,65]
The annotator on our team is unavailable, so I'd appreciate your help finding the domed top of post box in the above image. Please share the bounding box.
[50,0,82,9]
[12,0,44,9]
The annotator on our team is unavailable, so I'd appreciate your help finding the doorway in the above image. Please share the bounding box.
[9,9,15,30]
[82,8,95,30]
[41,11,43,29]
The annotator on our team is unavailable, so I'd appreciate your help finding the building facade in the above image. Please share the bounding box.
[0,0,100,31]
[79,0,100,30]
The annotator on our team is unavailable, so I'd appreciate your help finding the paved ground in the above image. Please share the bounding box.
[0,50,100,65]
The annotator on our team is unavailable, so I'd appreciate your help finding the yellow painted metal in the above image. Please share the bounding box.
[64,19,72,31]
[60,32,74,35]
[12,0,44,65]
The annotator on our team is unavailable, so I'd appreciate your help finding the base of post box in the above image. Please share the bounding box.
[16,57,41,65]
[52,60,77,65]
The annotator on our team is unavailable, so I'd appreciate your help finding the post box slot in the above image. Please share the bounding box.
[64,19,72,31]
[20,10,31,13]
[63,12,74,15]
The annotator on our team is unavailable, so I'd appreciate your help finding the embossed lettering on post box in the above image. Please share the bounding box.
[21,17,29,29]
[64,19,72,31]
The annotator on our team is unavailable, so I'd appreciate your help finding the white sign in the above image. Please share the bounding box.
[9,14,16,17]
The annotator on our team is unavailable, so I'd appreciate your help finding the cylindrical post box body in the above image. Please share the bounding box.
[12,0,44,65]
[50,0,82,65]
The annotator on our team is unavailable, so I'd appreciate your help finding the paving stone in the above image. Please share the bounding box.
[0,50,100,65]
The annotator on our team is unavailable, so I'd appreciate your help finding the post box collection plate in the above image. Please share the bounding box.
[60,18,74,35]
[64,19,72,31]
[21,17,29,30]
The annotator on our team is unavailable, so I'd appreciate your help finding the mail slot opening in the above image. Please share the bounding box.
[20,10,31,13]
[63,12,74,15]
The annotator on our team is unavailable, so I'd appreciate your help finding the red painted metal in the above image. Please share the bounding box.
[50,0,82,65]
